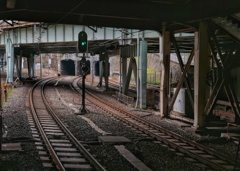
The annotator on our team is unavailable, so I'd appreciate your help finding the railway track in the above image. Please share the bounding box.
[73,78,240,171]
[29,78,106,171]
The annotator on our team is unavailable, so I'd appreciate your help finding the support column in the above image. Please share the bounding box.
[5,33,14,83]
[9,45,14,82]
[27,57,32,78]
[28,54,34,78]
[123,57,134,95]
[57,53,61,75]
[132,58,139,91]
[123,46,137,95]
[75,60,80,76]
[90,55,94,85]
[15,56,19,79]
[19,51,22,79]
[98,61,103,87]
[160,31,171,117]
[140,40,148,109]
[40,54,43,78]
[33,54,36,77]
[121,52,127,94]
[2,53,5,72]
[194,22,211,128]
[104,52,109,89]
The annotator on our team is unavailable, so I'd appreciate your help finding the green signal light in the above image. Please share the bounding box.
[81,42,86,46]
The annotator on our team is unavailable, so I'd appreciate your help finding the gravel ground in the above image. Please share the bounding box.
[0,82,44,171]
[0,77,238,171]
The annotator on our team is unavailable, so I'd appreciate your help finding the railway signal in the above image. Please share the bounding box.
[77,31,88,114]
[78,31,88,53]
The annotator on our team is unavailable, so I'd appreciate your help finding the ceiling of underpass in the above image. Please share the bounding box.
[0,0,240,31]
[0,0,239,57]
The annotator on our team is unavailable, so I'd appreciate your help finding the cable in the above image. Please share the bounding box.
[37,0,86,42]
[54,0,86,25]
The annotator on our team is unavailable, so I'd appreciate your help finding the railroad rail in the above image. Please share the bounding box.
[73,78,240,171]
[29,78,106,171]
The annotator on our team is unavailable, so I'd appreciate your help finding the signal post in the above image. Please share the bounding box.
[78,31,88,114]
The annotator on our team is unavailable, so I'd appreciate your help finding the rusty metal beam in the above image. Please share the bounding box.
[194,22,210,127]
[205,33,240,122]
[212,34,225,68]
[224,83,240,122]
[170,33,194,110]
[204,38,224,115]
[160,31,170,117]
[204,78,224,115]
[168,48,194,113]
[123,57,134,95]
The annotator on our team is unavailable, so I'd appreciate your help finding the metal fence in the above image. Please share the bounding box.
[116,92,134,107]
[147,72,161,84]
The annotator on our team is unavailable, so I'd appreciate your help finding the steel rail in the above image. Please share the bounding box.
[30,77,106,171]
[42,78,107,171]
[29,78,65,171]
[73,78,239,171]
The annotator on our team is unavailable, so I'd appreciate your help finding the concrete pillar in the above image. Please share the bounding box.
[160,31,171,116]
[194,22,211,128]
[140,40,148,109]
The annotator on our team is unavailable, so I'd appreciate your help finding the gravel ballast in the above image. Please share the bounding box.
[0,77,238,171]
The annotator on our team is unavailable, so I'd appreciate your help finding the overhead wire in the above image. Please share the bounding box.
[37,0,86,52]
[35,0,157,53]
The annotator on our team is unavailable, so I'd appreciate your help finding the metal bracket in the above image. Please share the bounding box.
[88,26,97,33]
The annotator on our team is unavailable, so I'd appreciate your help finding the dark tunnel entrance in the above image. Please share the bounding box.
[61,59,75,76]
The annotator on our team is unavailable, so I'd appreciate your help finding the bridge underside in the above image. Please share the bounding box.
[0,0,240,31]
[0,36,194,58]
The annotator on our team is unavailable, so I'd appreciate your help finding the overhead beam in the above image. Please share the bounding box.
[1,0,240,30]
